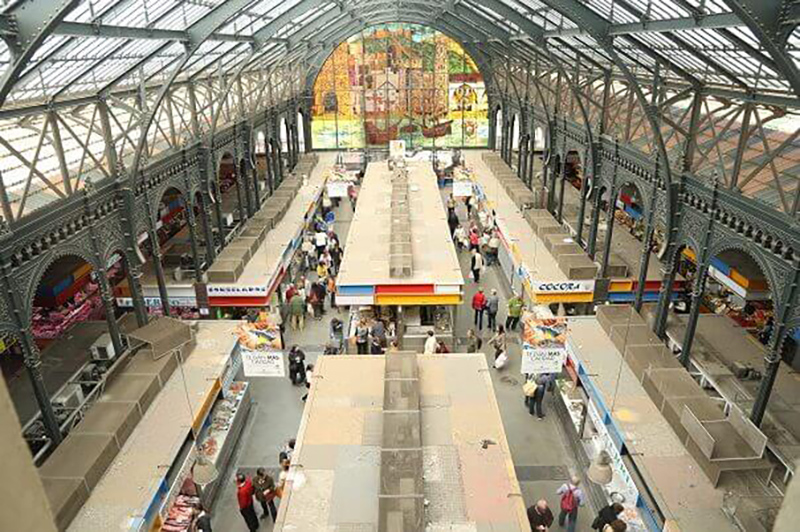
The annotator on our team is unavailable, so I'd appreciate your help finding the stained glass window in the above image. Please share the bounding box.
[311,24,489,149]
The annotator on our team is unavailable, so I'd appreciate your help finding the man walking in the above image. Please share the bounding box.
[527,499,554,531]
[470,248,484,283]
[506,293,524,331]
[557,476,585,532]
[486,289,499,331]
[472,289,487,330]
[253,468,278,521]
[236,474,259,532]
[289,292,305,331]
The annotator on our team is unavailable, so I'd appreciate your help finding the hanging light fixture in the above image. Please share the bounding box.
[192,453,219,487]
[587,450,613,485]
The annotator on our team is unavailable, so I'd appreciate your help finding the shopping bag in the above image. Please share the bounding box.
[493,352,508,369]
[523,381,537,397]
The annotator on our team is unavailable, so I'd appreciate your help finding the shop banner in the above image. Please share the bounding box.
[453,180,473,197]
[327,181,349,198]
[241,348,285,378]
[531,280,595,293]
[521,317,567,374]
[521,344,567,374]
[207,285,268,297]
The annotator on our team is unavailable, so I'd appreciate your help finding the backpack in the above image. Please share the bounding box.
[560,486,578,512]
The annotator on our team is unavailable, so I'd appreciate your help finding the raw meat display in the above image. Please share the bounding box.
[162,493,200,532]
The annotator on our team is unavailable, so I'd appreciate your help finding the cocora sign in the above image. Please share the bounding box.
[532,280,595,293]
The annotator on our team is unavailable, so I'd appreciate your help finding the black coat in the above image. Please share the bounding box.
[527,506,554,530]
[592,505,620,530]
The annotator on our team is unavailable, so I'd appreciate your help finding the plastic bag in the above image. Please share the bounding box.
[493,352,508,369]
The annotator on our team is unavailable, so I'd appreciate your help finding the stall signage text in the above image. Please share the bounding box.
[533,280,595,293]
[241,349,285,377]
[521,345,566,374]
[207,285,268,297]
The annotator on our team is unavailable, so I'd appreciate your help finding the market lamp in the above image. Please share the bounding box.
[192,454,219,487]
[587,450,614,485]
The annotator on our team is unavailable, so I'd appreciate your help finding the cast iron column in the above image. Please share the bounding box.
[0,259,62,444]
[653,180,683,338]
[599,141,620,277]
[575,140,591,247]
[118,183,148,327]
[183,166,204,281]
[143,188,171,317]
[752,261,800,425]
[633,169,660,312]
[679,177,719,368]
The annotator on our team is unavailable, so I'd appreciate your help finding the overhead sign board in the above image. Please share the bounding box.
[532,280,595,293]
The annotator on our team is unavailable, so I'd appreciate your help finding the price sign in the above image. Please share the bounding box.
[453,180,473,197]
[241,348,285,377]
[521,344,566,374]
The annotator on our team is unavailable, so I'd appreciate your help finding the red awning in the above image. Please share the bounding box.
[209,296,269,307]
[374,284,434,294]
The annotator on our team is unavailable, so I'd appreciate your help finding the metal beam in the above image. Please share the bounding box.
[544,12,743,37]
[53,20,253,43]
[0,0,82,106]
[721,0,800,99]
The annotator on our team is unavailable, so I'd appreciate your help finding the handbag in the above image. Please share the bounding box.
[523,381,537,397]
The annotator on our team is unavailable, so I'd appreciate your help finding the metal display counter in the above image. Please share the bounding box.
[65,321,240,532]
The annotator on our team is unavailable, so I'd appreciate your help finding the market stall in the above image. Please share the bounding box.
[336,159,463,352]
[467,152,596,311]
[554,316,740,532]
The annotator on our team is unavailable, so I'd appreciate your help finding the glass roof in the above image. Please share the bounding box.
[0,0,798,219]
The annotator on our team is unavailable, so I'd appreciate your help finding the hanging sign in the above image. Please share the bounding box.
[453,180,473,197]
[521,344,567,374]
[532,280,595,293]
[207,285,268,297]
[520,317,568,374]
[327,182,349,198]
[241,348,285,377]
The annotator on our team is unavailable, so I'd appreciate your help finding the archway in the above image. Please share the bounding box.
[310,23,489,149]
[6,252,127,448]
[217,152,245,234]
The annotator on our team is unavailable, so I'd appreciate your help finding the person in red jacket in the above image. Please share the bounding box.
[472,289,487,330]
[236,473,259,531]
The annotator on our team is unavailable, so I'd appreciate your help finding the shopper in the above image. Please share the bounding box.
[288,346,307,385]
[592,503,625,530]
[435,339,450,353]
[327,275,337,309]
[355,319,369,354]
[311,281,326,318]
[191,505,212,532]
[371,319,387,347]
[470,248,484,283]
[289,292,305,331]
[330,317,344,352]
[302,363,314,401]
[526,373,547,419]
[301,236,316,270]
[486,288,499,330]
[472,289,487,330]
[236,474,259,532]
[488,230,500,266]
[453,224,467,251]
[448,209,459,238]
[489,325,506,361]
[506,293,524,331]
[316,260,328,280]
[348,185,358,211]
[466,195,476,217]
[253,468,278,521]
[557,476,585,532]
[603,520,628,532]
[527,499,554,531]
[423,330,438,355]
[465,328,481,353]
[370,337,384,355]
[314,228,328,257]
[468,226,480,251]
[446,193,457,219]
[329,242,342,273]
[276,457,290,499]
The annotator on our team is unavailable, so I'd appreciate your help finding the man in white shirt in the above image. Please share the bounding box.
[314,230,328,258]
[423,330,438,354]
